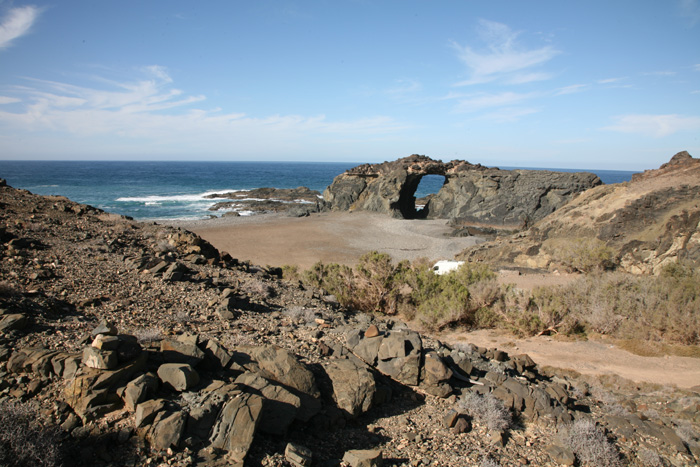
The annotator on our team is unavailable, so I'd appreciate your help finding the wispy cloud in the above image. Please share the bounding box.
[693,64,700,72]
[0,96,20,104]
[0,66,406,150]
[597,77,627,84]
[452,19,560,86]
[478,107,540,123]
[0,6,42,49]
[555,84,588,95]
[604,114,700,137]
[643,70,677,77]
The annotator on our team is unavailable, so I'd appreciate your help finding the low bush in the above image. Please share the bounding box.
[457,392,512,432]
[0,401,63,467]
[563,419,622,467]
[299,252,700,346]
[301,253,501,330]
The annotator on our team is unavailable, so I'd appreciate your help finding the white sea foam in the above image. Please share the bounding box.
[116,189,245,203]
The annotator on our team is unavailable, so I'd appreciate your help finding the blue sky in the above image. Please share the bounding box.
[0,1,698,170]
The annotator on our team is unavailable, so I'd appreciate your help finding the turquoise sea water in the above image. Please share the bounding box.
[0,161,636,220]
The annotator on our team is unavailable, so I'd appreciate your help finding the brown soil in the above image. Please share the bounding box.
[445,329,700,390]
[168,211,484,270]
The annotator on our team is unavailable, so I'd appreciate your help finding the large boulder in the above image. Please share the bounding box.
[324,155,601,229]
[323,358,376,417]
[209,392,264,464]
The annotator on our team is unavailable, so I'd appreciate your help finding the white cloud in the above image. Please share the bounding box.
[555,84,588,95]
[604,114,700,137]
[693,64,700,72]
[477,107,540,123]
[453,91,538,112]
[0,96,20,104]
[0,66,407,149]
[452,19,560,86]
[597,77,627,84]
[0,6,41,49]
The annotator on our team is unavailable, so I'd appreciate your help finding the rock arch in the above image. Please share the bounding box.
[323,155,602,231]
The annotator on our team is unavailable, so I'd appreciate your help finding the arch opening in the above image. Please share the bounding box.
[395,174,447,219]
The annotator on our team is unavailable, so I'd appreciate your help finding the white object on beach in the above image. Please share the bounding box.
[432,260,465,275]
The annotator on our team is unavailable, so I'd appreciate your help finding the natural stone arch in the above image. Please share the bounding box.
[323,154,602,230]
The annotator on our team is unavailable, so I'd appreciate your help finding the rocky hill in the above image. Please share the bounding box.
[323,155,601,231]
[1,179,699,466]
[459,151,700,274]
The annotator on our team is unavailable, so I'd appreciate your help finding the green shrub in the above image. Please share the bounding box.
[549,238,617,273]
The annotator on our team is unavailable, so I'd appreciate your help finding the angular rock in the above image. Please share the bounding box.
[249,345,320,398]
[64,353,147,420]
[160,339,205,366]
[209,392,264,463]
[377,354,421,386]
[124,372,159,411]
[545,444,575,466]
[82,346,118,370]
[150,410,186,450]
[0,313,28,332]
[91,320,118,336]
[135,399,166,428]
[91,334,120,351]
[364,325,380,338]
[342,449,383,467]
[234,371,301,435]
[157,363,199,391]
[423,350,453,384]
[323,358,376,417]
[203,338,232,369]
[285,442,313,467]
[353,335,383,366]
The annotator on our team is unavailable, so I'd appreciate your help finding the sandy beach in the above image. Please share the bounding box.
[166,211,484,270]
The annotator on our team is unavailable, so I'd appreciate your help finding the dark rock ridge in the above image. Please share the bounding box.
[323,155,601,230]
[205,187,326,217]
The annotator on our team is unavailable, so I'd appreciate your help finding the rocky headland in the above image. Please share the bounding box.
[1,173,699,467]
[323,155,601,232]
[459,151,700,274]
[205,187,325,217]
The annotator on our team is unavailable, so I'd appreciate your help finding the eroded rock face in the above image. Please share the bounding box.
[461,151,700,273]
[324,155,601,229]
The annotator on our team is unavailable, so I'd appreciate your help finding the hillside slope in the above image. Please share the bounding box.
[460,151,700,274]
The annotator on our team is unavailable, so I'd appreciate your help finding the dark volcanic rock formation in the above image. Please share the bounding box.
[323,155,601,230]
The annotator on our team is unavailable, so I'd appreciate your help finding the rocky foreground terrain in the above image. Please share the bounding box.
[1,178,699,466]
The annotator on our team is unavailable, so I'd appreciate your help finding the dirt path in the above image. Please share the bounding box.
[445,329,700,390]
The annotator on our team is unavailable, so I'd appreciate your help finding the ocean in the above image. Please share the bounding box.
[0,161,636,221]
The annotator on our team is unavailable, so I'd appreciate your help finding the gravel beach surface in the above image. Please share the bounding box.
[166,211,485,269]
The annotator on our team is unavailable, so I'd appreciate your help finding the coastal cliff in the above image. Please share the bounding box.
[460,151,700,274]
[323,155,601,230]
